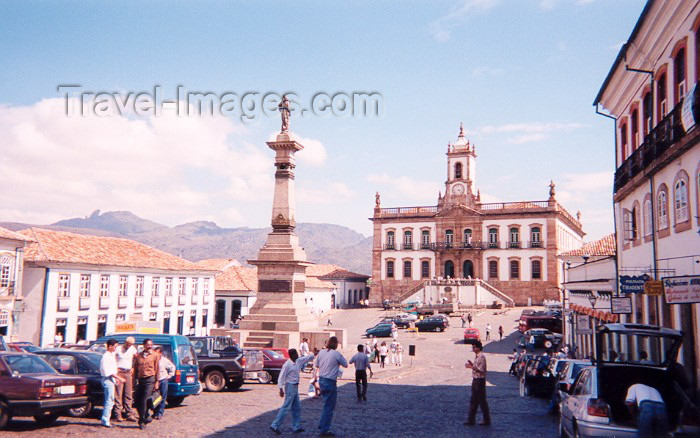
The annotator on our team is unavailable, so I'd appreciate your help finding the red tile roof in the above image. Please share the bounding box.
[561,233,616,257]
[20,228,215,272]
[319,268,370,281]
[215,266,258,291]
[0,226,33,242]
[194,258,241,271]
[305,263,344,277]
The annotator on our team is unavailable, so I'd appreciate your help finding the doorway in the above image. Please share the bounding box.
[463,260,474,278]
[444,260,455,278]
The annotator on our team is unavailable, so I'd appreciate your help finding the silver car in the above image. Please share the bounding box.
[559,323,699,437]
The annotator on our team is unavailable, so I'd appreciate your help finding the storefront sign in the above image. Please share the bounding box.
[619,274,650,294]
[576,314,592,335]
[644,280,664,296]
[663,275,700,304]
[115,321,161,334]
[611,297,632,314]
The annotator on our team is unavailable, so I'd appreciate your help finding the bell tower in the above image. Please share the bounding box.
[444,123,477,207]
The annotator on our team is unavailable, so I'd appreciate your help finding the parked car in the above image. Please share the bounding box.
[259,349,288,384]
[433,313,450,327]
[515,353,535,378]
[415,317,448,332]
[0,352,88,429]
[559,323,700,438]
[550,359,591,415]
[90,334,200,407]
[36,349,104,417]
[365,323,393,338]
[380,316,412,329]
[519,328,563,350]
[9,342,41,353]
[519,355,552,397]
[464,328,481,344]
[189,336,263,392]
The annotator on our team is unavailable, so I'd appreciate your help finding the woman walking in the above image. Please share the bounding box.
[379,342,388,368]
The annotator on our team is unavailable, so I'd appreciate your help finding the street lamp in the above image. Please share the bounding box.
[588,291,598,308]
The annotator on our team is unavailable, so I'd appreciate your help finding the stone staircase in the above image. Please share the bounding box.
[244,331,275,348]
[395,278,515,307]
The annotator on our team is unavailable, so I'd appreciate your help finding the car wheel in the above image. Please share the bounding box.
[166,396,186,407]
[204,370,227,392]
[68,400,93,417]
[258,371,272,384]
[438,327,444,332]
[227,378,245,391]
[34,413,60,426]
[0,400,10,429]
[368,334,374,338]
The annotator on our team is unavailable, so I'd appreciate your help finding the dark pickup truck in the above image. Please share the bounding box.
[188,336,263,392]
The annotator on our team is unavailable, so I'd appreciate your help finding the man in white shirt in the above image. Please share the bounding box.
[625,383,669,437]
[270,348,315,434]
[315,336,348,436]
[349,344,373,401]
[114,336,138,421]
[100,339,125,428]
[299,338,310,356]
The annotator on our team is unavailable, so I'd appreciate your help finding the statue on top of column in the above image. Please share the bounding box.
[375,192,381,207]
[278,95,291,133]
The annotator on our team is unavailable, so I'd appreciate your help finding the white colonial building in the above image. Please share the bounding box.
[0,227,31,340]
[18,228,217,346]
[371,125,585,306]
[594,0,700,392]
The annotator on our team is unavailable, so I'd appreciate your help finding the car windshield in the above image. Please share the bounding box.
[5,354,57,374]
[599,331,679,366]
[177,345,197,366]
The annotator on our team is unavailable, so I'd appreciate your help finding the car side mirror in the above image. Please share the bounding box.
[556,382,570,393]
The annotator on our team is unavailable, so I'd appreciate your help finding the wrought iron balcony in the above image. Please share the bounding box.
[529,240,543,248]
[508,241,521,249]
[383,243,396,250]
[402,243,414,250]
[614,99,689,193]
[430,241,487,250]
[487,241,500,249]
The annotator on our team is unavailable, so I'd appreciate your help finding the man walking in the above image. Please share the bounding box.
[152,346,175,420]
[315,336,348,436]
[134,338,160,429]
[498,325,504,341]
[467,313,473,328]
[99,339,125,428]
[625,383,669,437]
[270,348,315,434]
[464,341,491,426]
[485,323,491,341]
[113,336,138,422]
[349,344,373,401]
[461,314,467,328]
[299,338,310,357]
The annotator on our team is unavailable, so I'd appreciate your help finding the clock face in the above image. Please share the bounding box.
[451,184,464,195]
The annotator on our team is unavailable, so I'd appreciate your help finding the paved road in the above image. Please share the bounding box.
[3,308,558,437]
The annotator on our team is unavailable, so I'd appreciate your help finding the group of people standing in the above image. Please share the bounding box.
[99,337,175,429]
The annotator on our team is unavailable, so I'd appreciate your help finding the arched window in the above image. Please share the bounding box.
[631,108,639,150]
[463,229,472,245]
[445,230,454,246]
[215,300,226,326]
[403,230,413,249]
[642,91,652,136]
[386,260,395,278]
[386,231,395,249]
[674,47,686,103]
[462,260,474,278]
[631,206,639,240]
[488,260,498,279]
[530,227,541,248]
[444,260,454,278]
[488,228,498,248]
[455,162,463,179]
[531,260,542,280]
[620,121,628,161]
[421,230,430,249]
[657,190,669,230]
[509,260,520,280]
[674,179,689,223]
[403,260,412,278]
[657,70,668,121]
[0,256,12,288]
[509,227,520,248]
[643,199,653,236]
[421,260,430,278]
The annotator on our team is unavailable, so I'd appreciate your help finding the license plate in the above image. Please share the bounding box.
[186,376,195,384]
[56,385,75,394]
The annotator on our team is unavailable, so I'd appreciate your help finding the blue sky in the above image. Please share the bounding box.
[0,0,646,241]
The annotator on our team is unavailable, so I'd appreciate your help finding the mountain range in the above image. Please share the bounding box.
[1,210,372,275]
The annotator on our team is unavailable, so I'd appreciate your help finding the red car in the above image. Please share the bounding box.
[258,349,289,384]
[0,352,88,429]
[464,328,481,344]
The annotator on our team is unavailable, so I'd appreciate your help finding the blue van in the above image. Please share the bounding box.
[89,334,200,406]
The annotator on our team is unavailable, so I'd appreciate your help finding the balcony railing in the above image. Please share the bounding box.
[134,296,144,308]
[383,243,396,250]
[79,297,90,310]
[430,241,488,250]
[165,296,173,306]
[99,296,109,309]
[376,206,438,218]
[508,241,521,249]
[480,201,549,210]
[487,241,500,249]
[614,100,688,193]
[151,296,160,307]
[57,297,70,311]
[178,295,186,305]
[529,240,543,248]
[118,296,128,309]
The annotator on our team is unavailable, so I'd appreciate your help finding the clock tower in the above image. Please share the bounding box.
[443,123,477,207]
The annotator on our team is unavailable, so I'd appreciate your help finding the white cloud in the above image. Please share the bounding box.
[477,121,586,144]
[506,133,548,144]
[429,0,500,42]
[367,173,441,203]
[472,66,506,78]
[0,98,276,227]
[539,0,558,10]
[266,132,328,167]
[297,182,355,204]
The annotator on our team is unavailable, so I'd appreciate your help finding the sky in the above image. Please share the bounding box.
[0,0,647,242]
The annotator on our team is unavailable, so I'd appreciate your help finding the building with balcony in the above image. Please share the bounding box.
[370,125,585,306]
[594,0,700,393]
[0,227,31,340]
[18,228,217,346]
